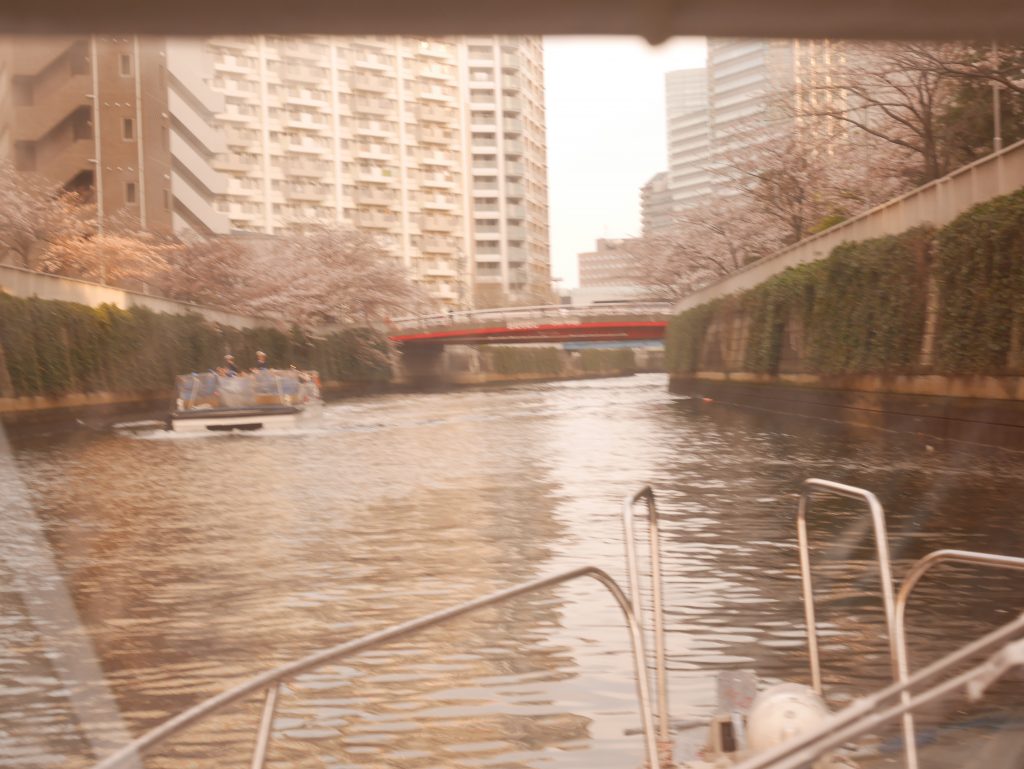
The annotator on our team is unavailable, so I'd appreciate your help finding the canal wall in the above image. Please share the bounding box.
[666,183,1024,446]
[0,292,392,427]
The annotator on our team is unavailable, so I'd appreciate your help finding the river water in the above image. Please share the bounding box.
[1,374,1022,769]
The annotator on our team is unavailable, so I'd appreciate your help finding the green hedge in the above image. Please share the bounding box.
[667,226,934,376]
[0,294,391,398]
[934,187,1024,374]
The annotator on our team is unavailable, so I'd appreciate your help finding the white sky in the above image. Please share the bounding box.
[543,36,707,288]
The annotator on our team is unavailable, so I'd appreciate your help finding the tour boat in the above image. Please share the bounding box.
[89,479,1024,769]
[169,370,323,432]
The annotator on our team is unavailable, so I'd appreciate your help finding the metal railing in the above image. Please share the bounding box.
[894,549,1024,769]
[388,302,675,333]
[91,566,660,769]
[796,479,898,695]
[623,487,671,755]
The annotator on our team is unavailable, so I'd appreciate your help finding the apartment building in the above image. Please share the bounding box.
[1,35,550,310]
[204,35,549,310]
[462,36,550,307]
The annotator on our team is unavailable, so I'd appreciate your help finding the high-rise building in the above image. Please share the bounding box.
[665,67,711,211]
[462,36,550,307]
[203,35,549,309]
[662,41,848,215]
[640,171,673,235]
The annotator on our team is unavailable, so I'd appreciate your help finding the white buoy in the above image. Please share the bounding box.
[746,683,831,753]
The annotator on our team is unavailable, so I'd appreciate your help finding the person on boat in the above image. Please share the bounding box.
[224,355,240,377]
[253,351,269,371]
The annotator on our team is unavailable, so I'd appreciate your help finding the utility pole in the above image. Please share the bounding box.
[992,41,1003,153]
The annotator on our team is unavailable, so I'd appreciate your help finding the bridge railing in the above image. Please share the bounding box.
[388,302,674,333]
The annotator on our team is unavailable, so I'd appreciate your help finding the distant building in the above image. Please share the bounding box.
[665,67,711,211]
[577,237,643,289]
[664,42,848,211]
[640,172,673,235]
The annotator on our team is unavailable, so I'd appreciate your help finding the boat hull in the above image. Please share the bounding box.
[169,404,321,432]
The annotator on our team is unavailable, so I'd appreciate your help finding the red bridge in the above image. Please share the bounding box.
[389,303,672,346]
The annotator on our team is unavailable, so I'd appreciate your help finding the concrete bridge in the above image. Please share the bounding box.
[388,302,673,347]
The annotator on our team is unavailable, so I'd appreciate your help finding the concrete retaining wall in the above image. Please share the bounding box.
[0,263,269,328]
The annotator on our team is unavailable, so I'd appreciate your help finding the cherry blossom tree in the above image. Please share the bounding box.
[240,226,429,329]
[0,163,90,269]
[38,217,176,288]
[628,195,784,300]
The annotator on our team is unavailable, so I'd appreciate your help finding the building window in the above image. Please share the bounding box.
[122,117,135,141]
[125,182,137,204]
[163,189,171,210]
[119,54,133,77]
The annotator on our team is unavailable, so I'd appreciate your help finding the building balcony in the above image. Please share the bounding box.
[420,152,454,167]
[283,65,327,84]
[417,126,451,145]
[356,168,398,185]
[217,155,256,173]
[353,98,394,116]
[352,73,391,93]
[283,158,329,177]
[286,184,328,201]
[352,54,392,72]
[354,187,397,206]
[504,139,524,155]
[420,64,453,81]
[421,237,455,254]
[421,196,456,211]
[506,182,525,197]
[418,86,453,103]
[507,225,527,240]
[354,210,399,229]
[285,92,328,109]
[285,141,330,156]
[223,127,259,147]
[425,263,458,278]
[506,204,526,218]
[504,116,524,133]
[417,105,453,124]
[286,115,328,132]
[422,215,455,231]
[354,121,393,139]
[504,161,525,177]
[503,96,523,112]
[355,144,394,162]
[419,174,455,190]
